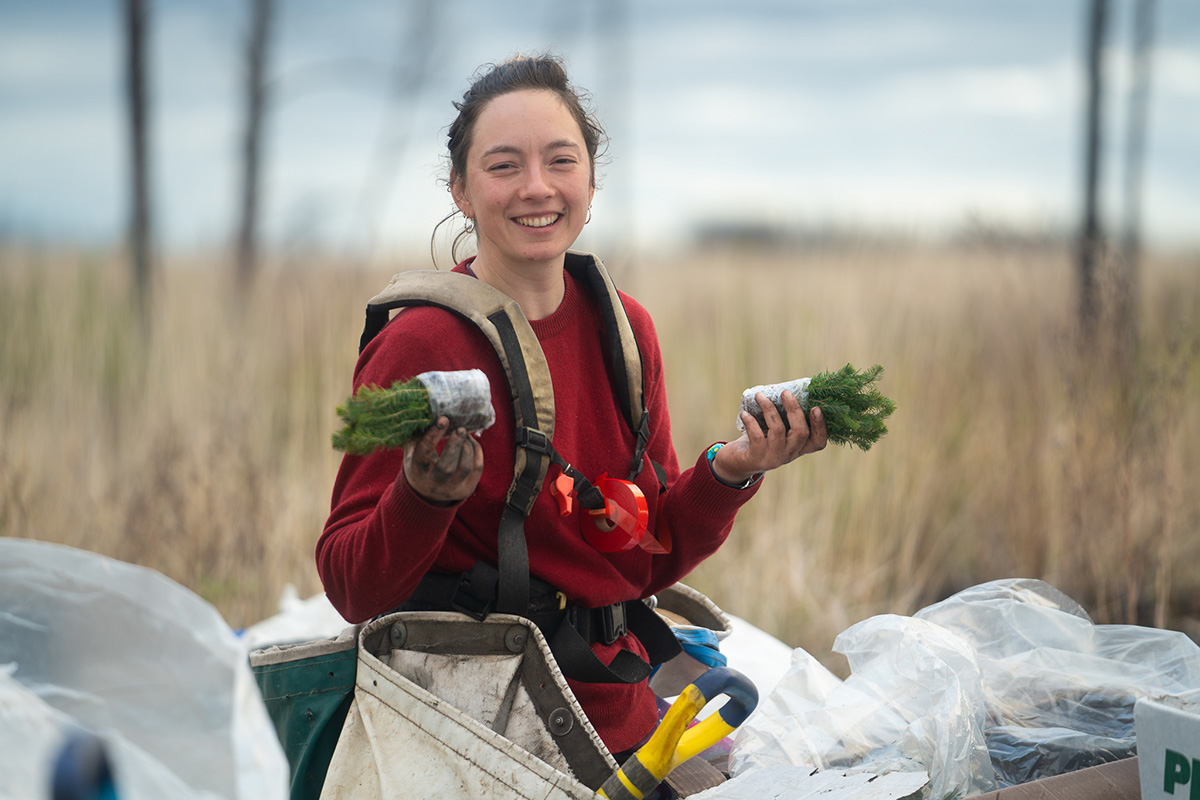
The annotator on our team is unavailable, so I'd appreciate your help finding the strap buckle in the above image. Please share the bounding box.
[600,602,628,645]
[515,426,551,455]
[450,566,496,621]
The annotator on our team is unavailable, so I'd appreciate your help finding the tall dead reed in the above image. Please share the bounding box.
[1,242,1197,668]
[645,244,1200,668]
[0,246,373,625]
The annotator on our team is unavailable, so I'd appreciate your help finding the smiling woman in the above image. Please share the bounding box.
[449,89,596,318]
[314,53,830,792]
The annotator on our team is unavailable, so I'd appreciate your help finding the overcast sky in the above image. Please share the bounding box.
[1,0,1197,258]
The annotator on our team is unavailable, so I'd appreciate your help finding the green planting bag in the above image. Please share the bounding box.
[250,626,361,800]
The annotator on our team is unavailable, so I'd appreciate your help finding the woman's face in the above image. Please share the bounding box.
[452,89,594,272]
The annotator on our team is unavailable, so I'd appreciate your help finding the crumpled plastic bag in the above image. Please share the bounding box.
[0,539,288,800]
[915,578,1200,787]
[729,613,993,799]
[729,578,1200,796]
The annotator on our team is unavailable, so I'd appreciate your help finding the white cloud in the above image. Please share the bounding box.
[1156,49,1200,96]
[875,60,1075,120]
[648,82,812,136]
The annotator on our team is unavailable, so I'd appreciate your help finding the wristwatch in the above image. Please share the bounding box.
[705,442,763,490]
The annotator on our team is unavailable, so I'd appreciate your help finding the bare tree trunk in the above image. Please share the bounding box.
[124,0,152,325]
[236,0,273,291]
[1078,0,1108,338]
[1117,0,1156,365]
[599,0,634,274]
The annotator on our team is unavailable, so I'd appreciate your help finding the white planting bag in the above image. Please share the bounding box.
[319,612,616,800]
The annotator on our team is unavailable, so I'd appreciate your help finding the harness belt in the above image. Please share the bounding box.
[400,565,682,685]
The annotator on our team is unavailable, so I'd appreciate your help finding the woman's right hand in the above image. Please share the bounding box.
[403,418,484,505]
[711,390,827,485]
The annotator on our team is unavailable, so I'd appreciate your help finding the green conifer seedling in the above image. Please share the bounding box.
[332,378,434,456]
[742,364,896,450]
[807,364,896,450]
[332,369,495,456]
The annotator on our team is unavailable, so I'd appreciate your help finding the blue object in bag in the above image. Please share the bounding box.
[652,627,727,679]
[674,628,727,668]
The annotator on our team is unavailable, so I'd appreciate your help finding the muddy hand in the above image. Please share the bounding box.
[712,391,827,484]
[403,418,484,505]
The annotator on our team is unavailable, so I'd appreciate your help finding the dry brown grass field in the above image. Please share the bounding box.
[2,241,1198,670]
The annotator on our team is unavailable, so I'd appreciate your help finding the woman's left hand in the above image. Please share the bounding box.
[710,390,827,485]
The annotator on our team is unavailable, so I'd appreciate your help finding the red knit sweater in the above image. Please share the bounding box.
[316,260,759,752]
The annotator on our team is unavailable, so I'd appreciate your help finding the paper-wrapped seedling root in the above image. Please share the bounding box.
[418,369,496,432]
[332,368,494,456]
[736,364,896,451]
[737,377,812,434]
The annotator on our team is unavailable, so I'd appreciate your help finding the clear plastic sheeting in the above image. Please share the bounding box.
[0,539,289,800]
[915,578,1200,788]
[239,584,350,650]
[729,614,993,800]
[729,578,1200,797]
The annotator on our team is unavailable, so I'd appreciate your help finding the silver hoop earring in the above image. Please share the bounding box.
[586,206,593,225]
[464,217,475,234]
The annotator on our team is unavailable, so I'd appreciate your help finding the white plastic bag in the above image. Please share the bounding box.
[0,539,288,800]
[915,578,1200,787]
[729,614,993,799]
[730,578,1200,795]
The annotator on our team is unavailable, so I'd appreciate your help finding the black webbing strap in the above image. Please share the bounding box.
[515,426,605,513]
[359,305,392,354]
[488,309,542,616]
[548,613,652,684]
[630,411,652,481]
[405,569,682,685]
[571,255,636,430]
[627,599,683,666]
[539,593,681,684]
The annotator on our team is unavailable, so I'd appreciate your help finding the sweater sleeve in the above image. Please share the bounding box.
[315,308,481,623]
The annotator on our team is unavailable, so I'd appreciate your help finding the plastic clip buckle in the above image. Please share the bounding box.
[450,577,494,621]
[600,602,628,645]
[516,427,551,455]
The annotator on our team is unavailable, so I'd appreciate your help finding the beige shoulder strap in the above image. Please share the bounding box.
[362,269,554,510]
[563,252,645,439]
